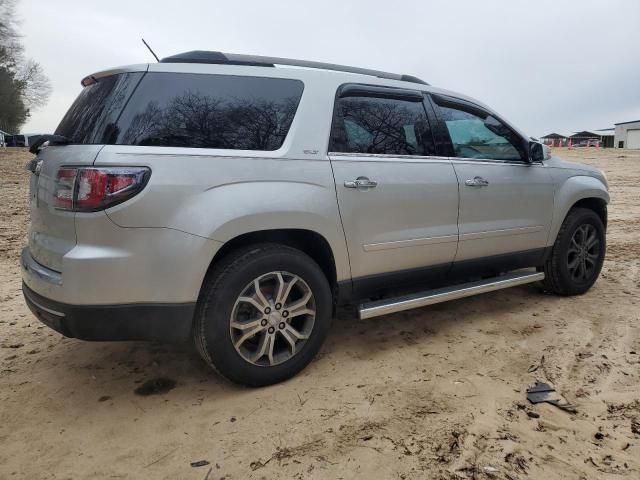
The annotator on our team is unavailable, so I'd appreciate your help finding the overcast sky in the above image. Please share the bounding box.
[17,0,640,137]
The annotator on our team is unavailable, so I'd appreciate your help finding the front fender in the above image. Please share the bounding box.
[548,175,609,246]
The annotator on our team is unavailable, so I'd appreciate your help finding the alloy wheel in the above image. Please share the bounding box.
[567,223,601,282]
[230,271,316,366]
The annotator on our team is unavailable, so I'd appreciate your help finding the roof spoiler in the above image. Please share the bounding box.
[28,135,71,154]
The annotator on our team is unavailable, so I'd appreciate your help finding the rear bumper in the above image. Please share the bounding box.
[22,282,195,342]
[23,211,222,306]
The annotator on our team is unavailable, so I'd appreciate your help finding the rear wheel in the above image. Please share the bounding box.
[193,244,332,386]
[541,208,605,295]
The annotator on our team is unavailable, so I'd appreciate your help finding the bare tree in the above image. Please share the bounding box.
[17,58,51,109]
[0,0,51,132]
[0,0,18,40]
[0,0,21,66]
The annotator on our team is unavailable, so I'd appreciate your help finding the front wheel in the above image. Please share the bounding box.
[193,244,332,386]
[541,207,606,296]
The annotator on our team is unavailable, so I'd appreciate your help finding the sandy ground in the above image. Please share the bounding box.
[0,147,639,479]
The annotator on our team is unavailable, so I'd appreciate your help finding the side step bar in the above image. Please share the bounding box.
[359,271,545,320]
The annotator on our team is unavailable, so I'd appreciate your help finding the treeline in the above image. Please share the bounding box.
[0,0,50,133]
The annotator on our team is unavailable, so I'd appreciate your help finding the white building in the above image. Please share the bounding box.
[614,120,640,149]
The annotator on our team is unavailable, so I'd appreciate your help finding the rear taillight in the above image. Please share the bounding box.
[55,168,77,210]
[54,167,150,212]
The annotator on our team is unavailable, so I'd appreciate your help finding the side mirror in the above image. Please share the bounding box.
[529,141,544,163]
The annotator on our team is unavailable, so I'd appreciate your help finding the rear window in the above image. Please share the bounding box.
[113,73,304,150]
[56,72,304,151]
[55,73,144,144]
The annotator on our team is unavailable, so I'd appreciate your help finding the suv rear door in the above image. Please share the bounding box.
[329,85,459,296]
[429,94,554,273]
[27,72,143,272]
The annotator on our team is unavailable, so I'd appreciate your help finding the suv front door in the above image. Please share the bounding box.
[430,95,554,273]
[329,85,459,296]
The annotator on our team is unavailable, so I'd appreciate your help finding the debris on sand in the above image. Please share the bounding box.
[134,377,177,396]
[575,387,590,398]
[435,430,464,463]
[190,460,210,468]
[527,355,544,373]
[482,465,499,477]
[250,439,325,471]
[526,381,577,413]
[585,456,599,468]
[505,452,529,473]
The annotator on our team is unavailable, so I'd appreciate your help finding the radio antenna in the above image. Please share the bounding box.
[141,38,160,62]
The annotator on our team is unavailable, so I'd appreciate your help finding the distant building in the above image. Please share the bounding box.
[0,129,7,147]
[569,131,602,147]
[3,133,31,147]
[540,133,568,147]
[614,120,640,149]
[595,128,615,148]
[541,124,634,149]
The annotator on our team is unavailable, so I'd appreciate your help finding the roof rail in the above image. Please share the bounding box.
[160,51,429,86]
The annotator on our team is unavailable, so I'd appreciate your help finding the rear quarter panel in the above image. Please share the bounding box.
[96,71,351,282]
[98,147,349,281]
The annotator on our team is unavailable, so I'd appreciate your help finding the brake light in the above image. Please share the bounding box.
[54,167,150,211]
[54,168,77,210]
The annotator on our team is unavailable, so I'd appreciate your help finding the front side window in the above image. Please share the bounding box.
[112,73,304,150]
[437,104,524,161]
[330,94,435,156]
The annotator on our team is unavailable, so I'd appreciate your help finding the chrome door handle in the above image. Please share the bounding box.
[344,176,378,190]
[465,176,489,187]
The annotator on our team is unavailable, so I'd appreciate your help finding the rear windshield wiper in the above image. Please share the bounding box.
[29,134,73,154]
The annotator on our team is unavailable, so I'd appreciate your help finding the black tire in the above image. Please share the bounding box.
[193,243,332,387]
[541,207,606,296]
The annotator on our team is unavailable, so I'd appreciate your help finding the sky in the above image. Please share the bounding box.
[17,0,640,137]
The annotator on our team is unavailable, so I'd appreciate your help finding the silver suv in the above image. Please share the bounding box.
[22,51,609,386]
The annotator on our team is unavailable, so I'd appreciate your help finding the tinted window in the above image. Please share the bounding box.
[112,73,304,150]
[330,94,435,156]
[437,105,524,161]
[55,73,143,144]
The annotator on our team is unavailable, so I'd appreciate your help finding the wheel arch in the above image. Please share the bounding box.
[570,197,607,229]
[204,228,339,293]
[548,175,609,246]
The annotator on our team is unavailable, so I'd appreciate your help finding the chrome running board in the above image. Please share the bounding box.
[358,271,545,320]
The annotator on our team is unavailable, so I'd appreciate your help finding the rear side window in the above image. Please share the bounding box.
[55,73,144,144]
[112,73,304,150]
[330,94,435,156]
